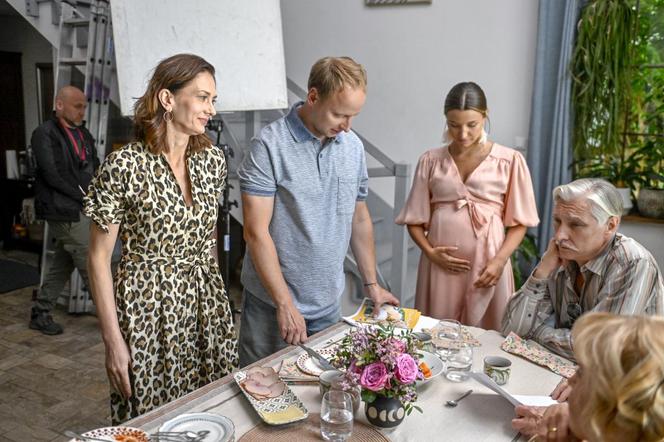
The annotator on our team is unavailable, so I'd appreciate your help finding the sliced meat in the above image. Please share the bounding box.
[266,381,286,398]
[242,380,272,398]
[247,366,277,377]
[247,372,280,386]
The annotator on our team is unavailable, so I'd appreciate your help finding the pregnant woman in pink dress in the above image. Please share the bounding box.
[396,82,539,330]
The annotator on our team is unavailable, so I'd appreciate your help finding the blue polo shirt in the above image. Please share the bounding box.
[238,101,369,319]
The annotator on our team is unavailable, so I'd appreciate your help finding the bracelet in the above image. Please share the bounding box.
[363,282,377,287]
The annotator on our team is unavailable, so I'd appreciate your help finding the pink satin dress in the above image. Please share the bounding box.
[395,144,539,330]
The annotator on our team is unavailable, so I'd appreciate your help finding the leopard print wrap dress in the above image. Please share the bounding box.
[84,142,238,423]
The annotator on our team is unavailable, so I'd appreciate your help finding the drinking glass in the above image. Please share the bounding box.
[445,343,473,382]
[321,390,353,441]
[434,319,461,363]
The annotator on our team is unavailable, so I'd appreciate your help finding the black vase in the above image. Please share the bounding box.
[364,394,405,428]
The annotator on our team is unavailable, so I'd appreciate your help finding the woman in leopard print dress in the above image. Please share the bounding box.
[85,54,238,424]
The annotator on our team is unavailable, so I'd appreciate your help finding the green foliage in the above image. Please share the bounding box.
[511,233,538,289]
[571,0,664,199]
[632,139,664,189]
[571,0,637,162]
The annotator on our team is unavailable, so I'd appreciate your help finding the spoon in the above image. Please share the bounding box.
[445,389,473,407]
[151,430,211,441]
[63,431,113,442]
[151,430,210,441]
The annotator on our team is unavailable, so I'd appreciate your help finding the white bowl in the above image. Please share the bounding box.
[416,350,444,384]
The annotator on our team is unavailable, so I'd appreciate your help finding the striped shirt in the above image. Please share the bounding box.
[502,233,663,360]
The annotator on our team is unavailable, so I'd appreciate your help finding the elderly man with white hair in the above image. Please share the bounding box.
[502,178,663,361]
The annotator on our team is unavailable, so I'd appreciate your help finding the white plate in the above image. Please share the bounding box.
[68,427,149,442]
[159,413,234,442]
[417,350,444,384]
[295,346,337,376]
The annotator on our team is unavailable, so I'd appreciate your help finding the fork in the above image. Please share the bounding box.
[150,430,210,441]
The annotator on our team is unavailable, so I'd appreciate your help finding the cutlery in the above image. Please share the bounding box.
[298,344,336,371]
[445,389,473,407]
[150,430,210,441]
[63,431,113,442]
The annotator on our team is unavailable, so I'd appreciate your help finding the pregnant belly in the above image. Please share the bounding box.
[427,205,477,262]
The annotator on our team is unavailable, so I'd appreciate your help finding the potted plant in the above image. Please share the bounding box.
[573,153,642,214]
[634,139,664,219]
[511,234,539,290]
[331,325,423,428]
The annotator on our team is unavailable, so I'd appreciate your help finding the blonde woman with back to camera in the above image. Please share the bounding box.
[514,312,664,441]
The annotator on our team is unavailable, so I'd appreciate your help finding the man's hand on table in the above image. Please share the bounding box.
[276,300,308,345]
[364,284,399,316]
[550,377,572,402]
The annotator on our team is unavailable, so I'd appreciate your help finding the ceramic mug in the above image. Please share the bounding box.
[483,356,512,385]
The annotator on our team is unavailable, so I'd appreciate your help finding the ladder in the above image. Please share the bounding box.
[39,0,115,313]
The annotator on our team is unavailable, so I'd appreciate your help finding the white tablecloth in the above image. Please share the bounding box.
[127,321,564,441]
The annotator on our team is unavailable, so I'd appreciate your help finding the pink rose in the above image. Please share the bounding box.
[394,353,418,384]
[360,362,388,391]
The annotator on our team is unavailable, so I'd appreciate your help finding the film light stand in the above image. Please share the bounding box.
[207,118,238,306]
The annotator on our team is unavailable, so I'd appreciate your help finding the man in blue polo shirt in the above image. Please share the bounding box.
[237,56,399,365]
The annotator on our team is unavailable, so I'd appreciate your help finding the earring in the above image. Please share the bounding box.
[163,110,173,122]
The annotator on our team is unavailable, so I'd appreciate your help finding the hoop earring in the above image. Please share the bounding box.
[163,111,173,122]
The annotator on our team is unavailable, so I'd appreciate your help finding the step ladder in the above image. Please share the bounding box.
[39,0,115,314]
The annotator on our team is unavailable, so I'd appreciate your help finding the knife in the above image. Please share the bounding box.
[298,344,336,371]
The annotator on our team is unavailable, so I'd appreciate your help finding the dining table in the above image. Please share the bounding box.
[125,319,567,441]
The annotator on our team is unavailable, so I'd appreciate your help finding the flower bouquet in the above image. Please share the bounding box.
[331,324,423,425]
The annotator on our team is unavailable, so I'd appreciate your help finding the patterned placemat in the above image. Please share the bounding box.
[238,413,389,441]
[422,324,482,349]
[501,332,577,378]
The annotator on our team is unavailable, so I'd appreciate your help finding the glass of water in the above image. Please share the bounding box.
[434,319,461,364]
[321,390,353,441]
[445,343,473,382]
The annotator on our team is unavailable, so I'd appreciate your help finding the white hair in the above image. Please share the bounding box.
[552,178,623,225]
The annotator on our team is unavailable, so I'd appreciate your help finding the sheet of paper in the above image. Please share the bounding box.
[469,371,522,407]
[512,395,558,407]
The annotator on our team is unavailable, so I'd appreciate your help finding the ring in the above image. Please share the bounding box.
[548,426,558,433]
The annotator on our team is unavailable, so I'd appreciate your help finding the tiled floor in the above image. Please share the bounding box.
[0,249,243,442]
[0,286,109,442]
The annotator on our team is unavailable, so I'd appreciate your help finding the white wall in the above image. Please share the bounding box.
[280,0,539,202]
[0,14,52,146]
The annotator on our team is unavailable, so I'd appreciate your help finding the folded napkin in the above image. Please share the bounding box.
[501,332,577,378]
[422,324,482,349]
[278,357,319,382]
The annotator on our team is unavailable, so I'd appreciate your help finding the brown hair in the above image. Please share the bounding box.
[133,53,215,154]
[572,313,664,441]
[443,82,488,117]
[307,56,367,100]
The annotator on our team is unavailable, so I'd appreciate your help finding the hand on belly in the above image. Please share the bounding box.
[426,245,472,274]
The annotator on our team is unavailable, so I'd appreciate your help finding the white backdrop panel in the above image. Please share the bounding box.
[111,0,287,115]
